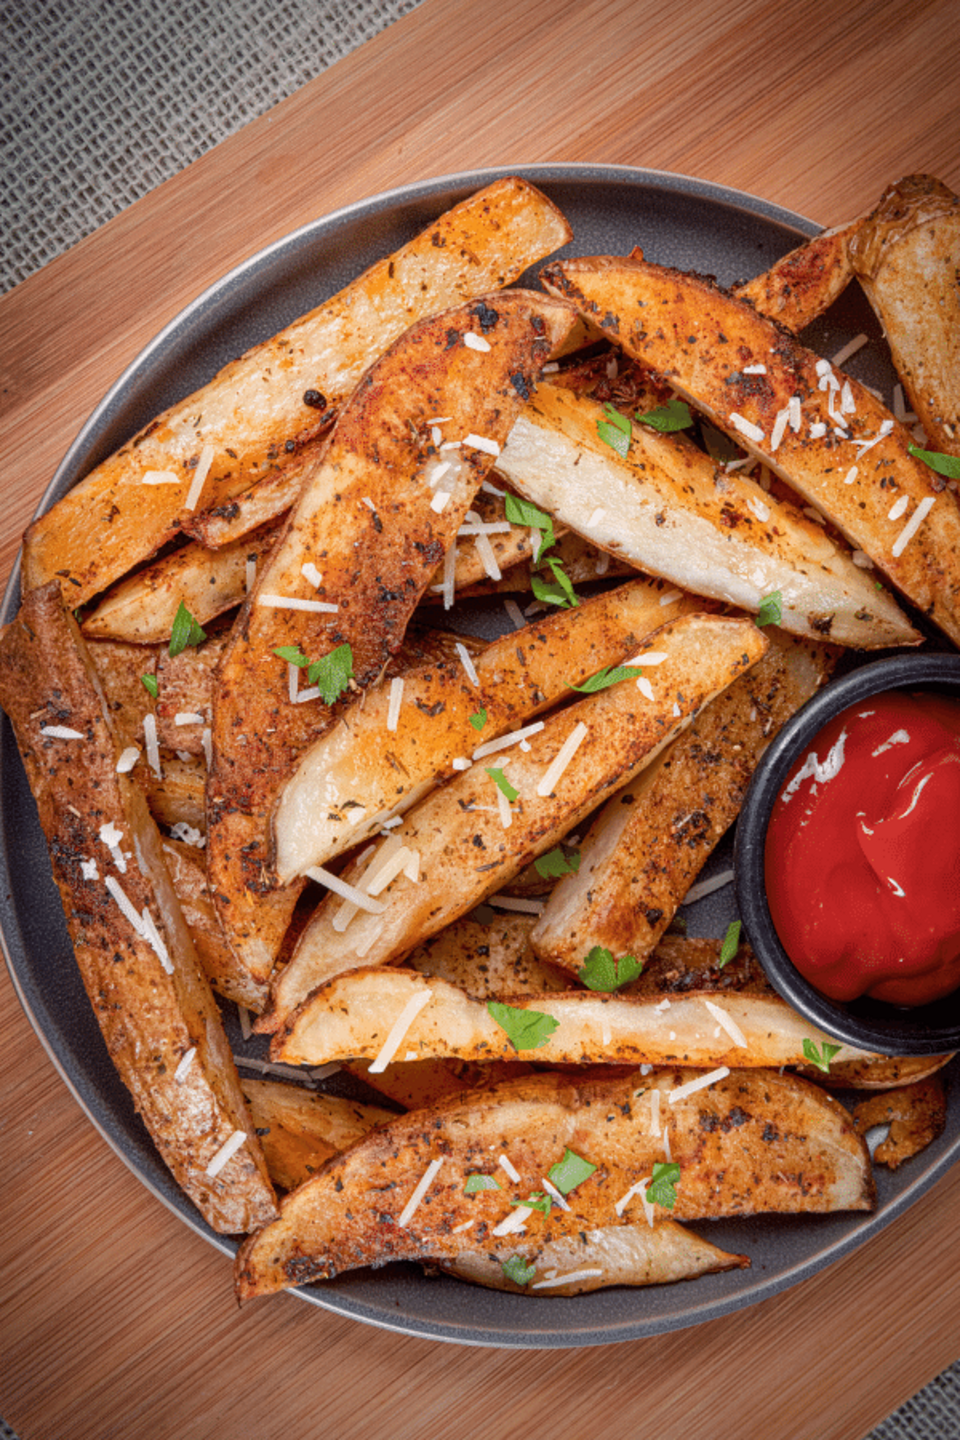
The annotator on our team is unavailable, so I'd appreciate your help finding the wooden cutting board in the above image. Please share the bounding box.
[2,1,959,1437]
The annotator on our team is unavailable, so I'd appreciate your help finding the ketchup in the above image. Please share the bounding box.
[764,689,960,1007]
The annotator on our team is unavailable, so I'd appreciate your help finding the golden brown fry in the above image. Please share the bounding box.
[263,614,767,1029]
[343,1055,535,1109]
[88,637,161,746]
[732,216,864,332]
[23,178,573,607]
[531,631,837,973]
[849,174,960,458]
[235,1067,873,1298]
[207,290,577,1008]
[406,912,570,995]
[240,1079,394,1191]
[541,254,960,645]
[852,1075,947,1169]
[0,584,276,1233]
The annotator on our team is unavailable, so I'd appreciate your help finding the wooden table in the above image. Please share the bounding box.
[2,2,959,1435]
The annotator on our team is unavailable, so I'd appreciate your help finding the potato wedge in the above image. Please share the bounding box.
[207,289,578,1005]
[852,1075,947,1169]
[0,584,277,1233]
[240,1078,394,1190]
[88,637,161,747]
[406,913,569,995]
[235,1067,873,1297]
[272,577,702,882]
[262,614,767,1028]
[23,178,573,608]
[140,752,206,830]
[82,520,283,644]
[344,1055,535,1109]
[541,254,960,645]
[732,215,864,332]
[445,1220,748,1295]
[494,383,917,648]
[183,445,321,548]
[531,630,836,972]
[797,1052,954,1090]
[848,174,960,458]
[272,965,872,1071]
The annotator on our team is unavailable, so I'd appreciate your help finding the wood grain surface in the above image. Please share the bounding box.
[2,1,960,1436]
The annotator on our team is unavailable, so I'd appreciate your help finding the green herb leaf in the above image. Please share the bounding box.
[719,919,742,968]
[548,1147,597,1196]
[756,589,783,628]
[511,1190,552,1217]
[487,1001,559,1052]
[577,945,643,992]
[636,398,693,432]
[570,662,644,694]
[908,444,960,480]
[140,673,159,699]
[534,845,581,879]
[531,555,579,609]
[464,1173,501,1194]
[646,1160,681,1209]
[596,402,631,460]
[802,1038,842,1073]
[468,708,488,732]
[485,767,518,802]
[273,644,311,668]
[501,1255,537,1286]
[306,642,354,704]
[504,492,556,560]
[168,601,207,657]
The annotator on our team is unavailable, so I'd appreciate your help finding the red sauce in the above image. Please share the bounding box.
[765,689,960,1007]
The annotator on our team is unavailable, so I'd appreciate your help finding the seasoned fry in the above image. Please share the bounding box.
[262,614,767,1028]
[207,290,578,1007]
[140,753,206,830]
[88,637,161,747]
[271,578,702,882]
[235,1067,873,1297]
[732,216,864,332]
[0,584,277,1233]
[532,631,836,973]
[272,964,873,1070]
[406,913,569,995]
[852,1076,948,1169]
[541,254,960,645]
[344,1055,535,1109]
[240,1079,394,1191]
[23,178,573,607]
[494,383,918,648]
[849,174,960,458]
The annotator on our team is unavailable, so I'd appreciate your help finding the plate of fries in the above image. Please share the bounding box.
[2,164,959,1346]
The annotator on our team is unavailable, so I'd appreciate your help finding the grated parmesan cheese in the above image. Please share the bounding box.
[430,490,451,513]
[703,998,748,1048]
[498,1153,521,1183]
[40,724,84,739]
[668,1067,731,1104]
[397,1156,445,1227]
[474,530,502,581]
[487,893,545,915]
[386,677,404,733]
[258,593,338,613]
[464,332,491,352]
[892,496,936,558]
[830,333,869,368]
[306,865,387,914]
[472,720,544,761]
[537,722,588,797]
[143,713,161,779]
[455,642,479,687]
[115,745,140,773]
[368,988,433,1073]
[844,465,859,486]
[205,1129,247,1178]
[888,494,910,521]
[173,1047,196,1083]
[174,711,205,726]
[492,1206,533,1237]
[183,444,215,512]
[681,868,734,904]
[729,412,764,444]
[532,1268,605,1290]
[464,432,501,456]
[301,561,323,588]
[141,469,181,485]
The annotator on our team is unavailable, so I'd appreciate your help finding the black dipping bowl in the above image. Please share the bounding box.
[735,652,960,1057]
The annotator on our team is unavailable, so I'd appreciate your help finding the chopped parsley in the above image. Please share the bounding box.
[487,1000,559,1052]
[511,1190,552,1217]
[140,673,159,699]
[169,601,207,657]
[464,1173,501,1194]
[570,662,644,694]
[802,1038,842,1073]
[636,398,693,432]
[534,845,581,879]
[908,444,960,480]
[486,767,518,802]
[531,555,579,609]
[756,589,783,627]
[504,492,556,561]
[274,641,356,703]
[719,919,742,968]
[578,945,643,992]
[597,401,631,459]
[647,1160,681,1209]
[469,708,488,731]
[501,1255,537,1286]
[548,1147,597,1195]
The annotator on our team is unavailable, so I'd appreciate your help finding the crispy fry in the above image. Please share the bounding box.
[235,1067,873,1297]
[23,178,573,607]
[494,383,918,648]
[849,175,960,459]
[541,254,960,645]
[732,216,864,332]
[0,584,277,1233]
[852,1075,947,1168]
[240,1079,394,1191]
[206,290,577,1007]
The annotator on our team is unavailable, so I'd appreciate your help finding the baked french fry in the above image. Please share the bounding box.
[240,1079,394,1191]
[541,254,960,645]
[852,1076,948,1169]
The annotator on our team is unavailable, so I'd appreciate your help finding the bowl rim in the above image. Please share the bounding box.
[734,650,960,1056]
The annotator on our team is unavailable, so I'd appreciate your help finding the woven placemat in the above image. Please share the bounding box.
[0,3,957,1436]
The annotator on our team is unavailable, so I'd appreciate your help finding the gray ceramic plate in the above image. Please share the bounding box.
[2,164,958,1348]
